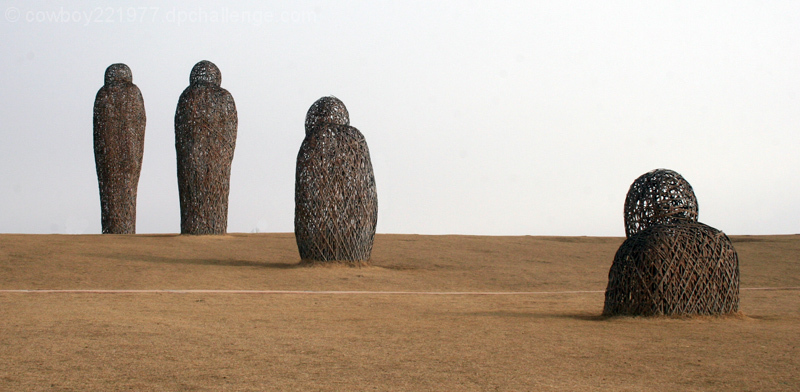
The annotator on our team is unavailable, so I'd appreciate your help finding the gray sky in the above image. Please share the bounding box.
[1,1,798,236]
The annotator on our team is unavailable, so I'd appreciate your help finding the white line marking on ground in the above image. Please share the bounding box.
[0,289,605,295]
[0,287,797,294]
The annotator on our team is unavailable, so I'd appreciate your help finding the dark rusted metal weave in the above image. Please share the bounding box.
[93,63,146,234]
[603,222,739,316]
[624,168,698,238]
[174,60,237,235]
[295,97,378,263]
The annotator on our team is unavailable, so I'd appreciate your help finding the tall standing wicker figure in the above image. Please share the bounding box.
[624,168,698,237]
[295,96,378,264]
[174,60,237,235]
[93,63,146,234]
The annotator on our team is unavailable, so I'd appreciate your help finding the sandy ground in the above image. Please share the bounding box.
[0,233,798,391]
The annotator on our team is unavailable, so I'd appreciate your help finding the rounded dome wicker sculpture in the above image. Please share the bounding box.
[624,168,698,238]
[603,222,739,316]
[295,96,378,264]
[174,60,237,235]
[93,63,146,234]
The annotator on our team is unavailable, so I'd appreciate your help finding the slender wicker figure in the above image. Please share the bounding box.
[603,222,739,316]
[295,96,378,264]
[624,169,698,237]
[93,63,146,234]
[174,60,237,234]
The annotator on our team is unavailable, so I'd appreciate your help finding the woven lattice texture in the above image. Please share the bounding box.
[624,169,698,238]
[603,222,739,316]
[304,96,350,135]
[295,97,378,263]
[174,60,237,235]
[93,63,146,234]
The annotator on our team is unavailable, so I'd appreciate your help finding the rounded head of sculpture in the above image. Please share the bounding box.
[189,60,221,86]
[104,63,133,85]
[623,168,699,237]
[305,96,349,135]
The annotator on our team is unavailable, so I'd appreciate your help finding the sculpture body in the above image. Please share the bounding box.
[295,97,378,263]
[174,60,237,234]
[603,222,740,316]
[605,169,739,316]
[93,63,146,234]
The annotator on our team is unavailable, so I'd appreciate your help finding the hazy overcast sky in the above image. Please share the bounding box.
[1,1,798,236]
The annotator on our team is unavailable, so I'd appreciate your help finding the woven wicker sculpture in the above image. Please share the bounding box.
[93,63,146,234]
[295,96,378,263]
[174,60,237,235]
[603,222,739,316]
[624,169,698,237]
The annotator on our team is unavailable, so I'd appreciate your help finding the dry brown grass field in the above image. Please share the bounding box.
[1,233,798,391]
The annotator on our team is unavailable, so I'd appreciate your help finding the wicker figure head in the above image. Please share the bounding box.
[624,169,698,237]
[104,63,133,85]
[174,60,238,235]
[295,97,377,264]
[304,96,349,135]
[189,60,222,86]
[603,222,739,316]
[93,63,146,234]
